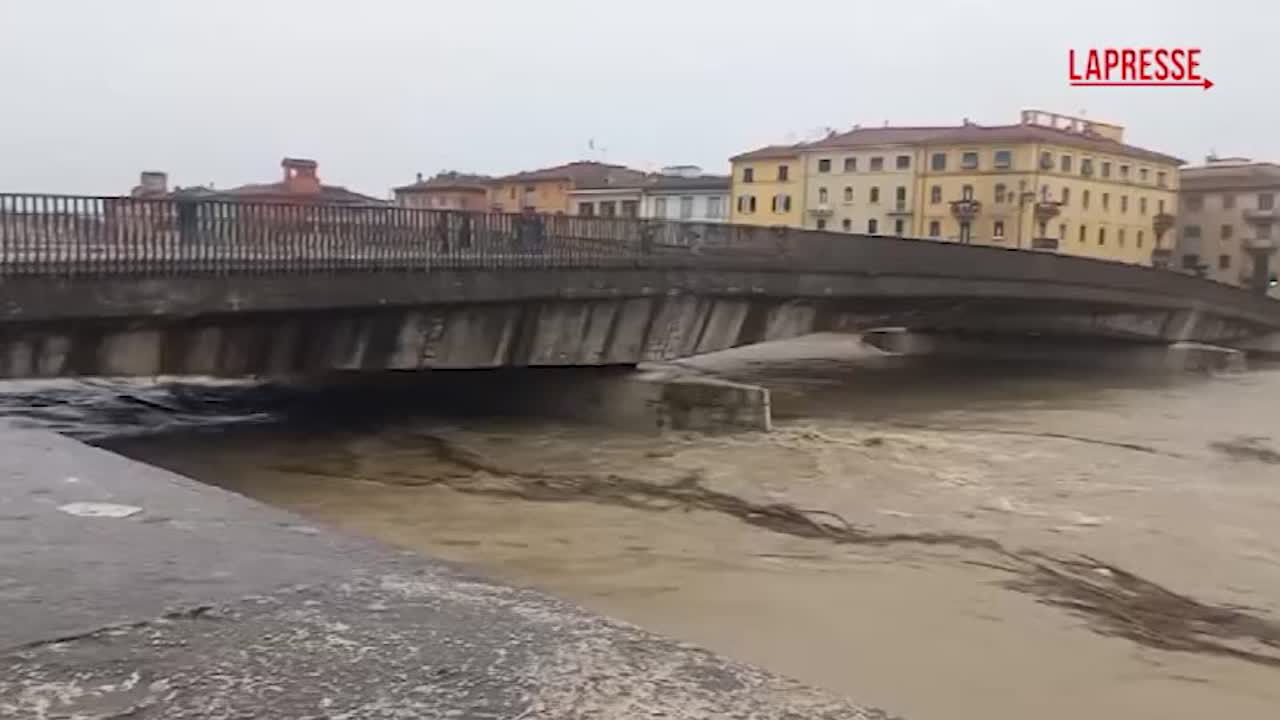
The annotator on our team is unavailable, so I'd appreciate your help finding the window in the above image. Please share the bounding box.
[510,186,517,199]
[931,153,947,171]
[993,220,1005,239]
[961,151,979,170]
[1082,190,1090,209]
[868,218,879,234]
[1058,223,1067,239]
[578,202,595,216]
[1158,199,1166,213]
[1182,254,1201,270]
[843,186,853,202]
[1219,254,1232,270]
[961,184,974,200]
[1061,187,1070,206]
[622,200,639,218]
[870,186,880,203]
[870,157,884,171]
[930,185,942,204]
[1101,161,1112,178]
[1079,225,1087,244]
[818,187,829,203]
[1061,155,1073,173]
[600,201,617,217]
[1260,224,1273,239]
[844,157,857,172]
[771,194,791,213]
[896,155,911,170]
[1039,151,1053,170]
[736,195,756,214]
[816,218,827,230]
[1222,193,1236,210]
[1222,224,1234,240]
[1183,225,1202,239]
[1157,171,1167,188]
[742,167,754,183]
[929,220,941,236]
[1139,167,1150,182]
[777,165,789,181]
[1081,158,1094,176]
[1120,195,1128,213]
[1185,195,1203,212]
[841,218,851,231]
[1140,197,1148,215]
[679,196,693,219]
[1098,227,1106,245]
[818,158,832,173]
[1137,230,1144,248]
[705,196,723,219]
[895,186,906,209]
[993,150,1012,169]
[1102,192,1110,211]
[894,219,904,235]
[1118,229,1126,247]
[994,183,1007,203]
[1259,193,1276,210]
[1120,164,1130,179]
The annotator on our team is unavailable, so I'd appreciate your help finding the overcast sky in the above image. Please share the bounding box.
[1,0,1269,197]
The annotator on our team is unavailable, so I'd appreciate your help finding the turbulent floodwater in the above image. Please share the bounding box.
[5,334,1280,720]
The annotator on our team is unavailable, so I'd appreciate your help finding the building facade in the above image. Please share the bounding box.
[913,111,1182,266]
[727,110,1183,267]
[488,161,647,214]
[800,128,942,235]
[728,146,805,227]
[393,172,490,210]
[1177,157,1280,293]
[569,166,730,222]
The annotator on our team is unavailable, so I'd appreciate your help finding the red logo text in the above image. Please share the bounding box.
[1069,48,1211,89]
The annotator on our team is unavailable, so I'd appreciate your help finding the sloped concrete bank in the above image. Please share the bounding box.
[0,428,891,719]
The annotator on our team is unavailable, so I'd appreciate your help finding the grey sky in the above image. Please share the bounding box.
[1,0,1269,197]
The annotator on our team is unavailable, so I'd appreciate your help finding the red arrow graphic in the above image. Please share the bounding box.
[1070,78,1213,90]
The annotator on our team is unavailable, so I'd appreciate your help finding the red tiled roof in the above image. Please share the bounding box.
[924,124,1184,165]
[495,161,646,185]
[394,173,492,193]
[729,144,806,161]
[221,182,387,206]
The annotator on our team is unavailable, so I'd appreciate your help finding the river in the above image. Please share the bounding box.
[4,333,1280,720]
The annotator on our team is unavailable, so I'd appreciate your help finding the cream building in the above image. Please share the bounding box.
[1177,157,1280,292]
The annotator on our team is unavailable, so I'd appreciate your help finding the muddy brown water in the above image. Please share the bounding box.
[7,334,1280,719]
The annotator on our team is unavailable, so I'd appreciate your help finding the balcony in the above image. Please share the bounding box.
[1245,237,1278,253]
[1244,207,1280,224]
[807,204,833,218]
[1030,237,1059,251]
[887,202,912,216]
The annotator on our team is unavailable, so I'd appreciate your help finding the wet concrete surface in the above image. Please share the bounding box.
[0,428,894,719]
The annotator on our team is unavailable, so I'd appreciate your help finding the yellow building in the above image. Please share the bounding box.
[728,145,805,227]
[728,110,1183,266]
[488,161,646,214]
[913,111,1183,265]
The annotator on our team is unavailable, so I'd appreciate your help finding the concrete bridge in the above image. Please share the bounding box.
[1,193,1278,380]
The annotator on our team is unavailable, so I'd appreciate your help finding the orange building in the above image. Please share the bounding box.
[393,172,491,210]
[488,161,646,214]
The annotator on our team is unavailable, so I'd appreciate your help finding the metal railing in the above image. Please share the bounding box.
[0,193,812,276]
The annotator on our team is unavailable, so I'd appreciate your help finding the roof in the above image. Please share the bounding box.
[573,173,731,193]
[729,144,806,162]
[220,182,388,206]
[494,161,647,186]
[806,126,955,150]
[1180,162,1280,192]
[923,123,1185,166]
[394,172,492,193]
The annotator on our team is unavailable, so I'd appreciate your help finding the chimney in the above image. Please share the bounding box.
[138,171,168,196]
[281,157,321,194]
[416,172,424,183]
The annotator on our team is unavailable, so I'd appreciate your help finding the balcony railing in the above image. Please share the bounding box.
[1030,237,1059,251]
[1244,207,1280,224]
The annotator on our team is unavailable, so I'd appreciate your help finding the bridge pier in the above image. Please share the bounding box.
[861,329,1246,373]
